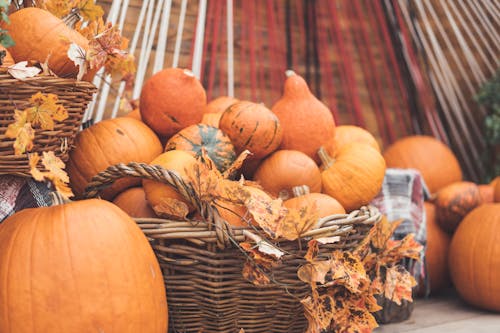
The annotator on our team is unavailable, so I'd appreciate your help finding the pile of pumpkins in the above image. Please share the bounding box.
[383,135,500,312]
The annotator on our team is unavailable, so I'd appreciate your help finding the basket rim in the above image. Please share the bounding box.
[0,72,97,90]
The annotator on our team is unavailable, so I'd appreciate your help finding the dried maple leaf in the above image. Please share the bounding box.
[304,239,319,262]
[8,61,41,80]
[275,205,318,241]
[383,265,417,305]
[41,151,69,183]
[301,290,335,333]
[29,152,74,198]
[242,261,270,286]
[328,251,370,294]
[13,123,35,155]
[38,0,76,18]
[297,261,331,285]
[28,153,45,182]
[240,240,282,286]
[74,17,106,40]
[67,43,87,81]
[77,0,104,22]
[245,193,286,239]
[153,197,190,220]
[5,109,28,138]
[370,216,402,250]
[25,92,68,131]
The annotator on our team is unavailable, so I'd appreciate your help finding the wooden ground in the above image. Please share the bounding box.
[375,289,500,333]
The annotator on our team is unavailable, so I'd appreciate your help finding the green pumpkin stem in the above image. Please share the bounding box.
[292,185,310,198]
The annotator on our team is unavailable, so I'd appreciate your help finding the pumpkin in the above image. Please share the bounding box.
[142,150,197,213]
[272,70,336,163]
[140,68,206,139]
[324,125,380,154]
[253,150,322,200]
[449,203,500,311]
[164,124,236,173]
[219,101,283,159]
[435,181,481,233]
[67,117,162,200]
[201,112,223,128]
[3,8,95,80]
[204,96,239,114]
[126,108,142,121]
[491,176,500,189]
[113,187,157,218]
[0,199,168,332]
[383,135,462,194]
[283,185,345,219]
[478,184,495,204]
[0,45,14,67]
[319,143,386,212]
[422,202,451,294]
[495,178,500,202]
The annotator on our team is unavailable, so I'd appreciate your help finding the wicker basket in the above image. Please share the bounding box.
[0,73,96,176]
[83,162,382,333]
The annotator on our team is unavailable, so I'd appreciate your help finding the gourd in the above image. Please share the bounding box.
[324,125,380,154]
[478,184,494,204]
[283,185,345,219]
[113,187,157,218]
[204,96,239,114]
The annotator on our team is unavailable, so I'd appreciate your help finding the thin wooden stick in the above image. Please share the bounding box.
[172,0,187,68]
[153,0,173,72]
[226,0,234,97]
[192,0,208,79]
[468,0,500,47]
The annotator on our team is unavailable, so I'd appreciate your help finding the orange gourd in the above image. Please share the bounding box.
[142,150,197,212]
[0,199,168,332]
[449,203,500,311]
[495,178,500,202]
[219,101,283,159]
[319,143,386,212]
[3,8,94,80]
[253,150,322,199]
[324,125,380,154]
[383,135,462,194]
[140,68,206,139]
[423,202,451,294]
[113,187,157,218]
[272,70,336,163]
[283,186,345,219]
[435,181,481,233]
[204,96,239,114]
[478,184,494,204]
[201,112,223,128]
[0,45,14,67]
[67,117,162,200]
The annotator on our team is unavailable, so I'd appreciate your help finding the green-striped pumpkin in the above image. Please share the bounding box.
[165,124,236,172]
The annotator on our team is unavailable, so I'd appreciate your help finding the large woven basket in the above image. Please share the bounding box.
[0,73,96,176]
[83,162,382,333]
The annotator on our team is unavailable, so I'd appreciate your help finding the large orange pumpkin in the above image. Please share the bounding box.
[142,150,197,213]
[164,124,236,173]
[0,199,168,332]
[435,181,481,233]
[113,187,157,218]
[67,117,162,200]
[272,70,336,163]
[253,150,322,199]
[0,45,14,67]
[383,135,462,194]
[325,125,380,154]
[219,101,283,159]
[319,143,386,212]
[423,202,451,294]
[3,8,94,80]
[140,68,206,139]
[495,178,500,202]
[449,204,500,311]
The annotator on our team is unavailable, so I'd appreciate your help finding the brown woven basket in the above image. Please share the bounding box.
[0,73,96,176]
[83,162,382,333]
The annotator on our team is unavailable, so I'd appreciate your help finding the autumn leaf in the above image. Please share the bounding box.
[29,152,73,198]
[74,17,106,40]
[28,153,45,182]
[13,123,35,155]
[38,0,76,18]
[383,265,417,305]
[370,216,402,250]
[222,150,252,179]
[304,239,319,262]
[5,109,28,138]
[8,61,41,80]
[153,197,190,220]
[41,151,69,183]
[275,205,318,241]
[77,0,104,22]
[245,193,286,239]
[301,290,335,333]
[297,261,331,285]
[25,93,67,131]
[327,251,370,293]
[67,43,87,81]
[242,261,270,286]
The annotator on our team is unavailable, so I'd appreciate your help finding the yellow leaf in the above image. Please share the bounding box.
[370,216,402,250]
[38,0,75,18]
[383,265,417,305]
[78,0,104,22]
[41,151,69,183]
[52,105,69,122]
[49,176,75,199]
[28,153,45,182]
[5,109,28,138]
[13,123,35,155]
[26,106,54,130]
[245,191,286,239]
[275,205,318,240]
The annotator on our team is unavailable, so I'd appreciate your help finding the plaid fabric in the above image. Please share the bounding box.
[370,168,430,295]
[0,175,52,223]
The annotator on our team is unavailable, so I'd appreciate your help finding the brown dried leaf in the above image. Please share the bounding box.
[297,261,331,285]
[383,265,417,306]
[245,193,286,239]
[304,239,319,262]
[276,205,318,240]
[13,123,35,155]
[242,260,270,286]
[77,0,104,22]
[328,251,370,293]
[371,216,402,250]
[222,150,252,179]
[301,291,335,333]
[153,197,190,220]
[38,0,75,18]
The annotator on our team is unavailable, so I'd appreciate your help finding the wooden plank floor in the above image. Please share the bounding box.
[375,288,500,333]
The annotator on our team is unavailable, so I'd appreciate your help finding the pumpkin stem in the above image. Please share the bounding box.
[292,185,310,197]
[285,69,296,77]
[62,8,82,29]
[183,69,196,78]
[317,146,335,169]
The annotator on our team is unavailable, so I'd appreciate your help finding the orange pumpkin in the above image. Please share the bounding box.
[3,8,95,80]
[495,178,500,202]
[478,184,495,204]
[140,68,206,140]
[204,96,239,114]
[319,143,386,212]
[383,135,462,194]
[67,117,162,200]
[283,186,345,219]
[449,203,500,311]
[0,199,168,332]
[423,202,451,294]
[253,150,322,199]
[142,150,197,212]
[126,108,142,121]
[201,112,223,128]
[0,45,14,67]
[219,101,283,159]
[113,187,157,218]
[324,125,380,154]
[164,124,236,172]
[272,70,336,163]
[435,181,481,233]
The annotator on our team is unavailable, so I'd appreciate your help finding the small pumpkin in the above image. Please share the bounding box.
[113,187,157,218]
[67,117,162,200]
[478,184,495,204]
[253,150,322,199]
[383,135,462,194]
[272,70,336,163]
[126,108,142,121]
[201,112,223,128]
[219,101,283,159]
[449,203,500,312]
[140,68,206,140]
[435,181,481,233]
[3,8,94,80]
[283,185,345,219]
[324,125,380,154]
[204,96,239,114]
[142,150,197,213]
[0,199,168,332]
[319,143,386,212]
[164,124,236,173]
[0,45,14,67]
